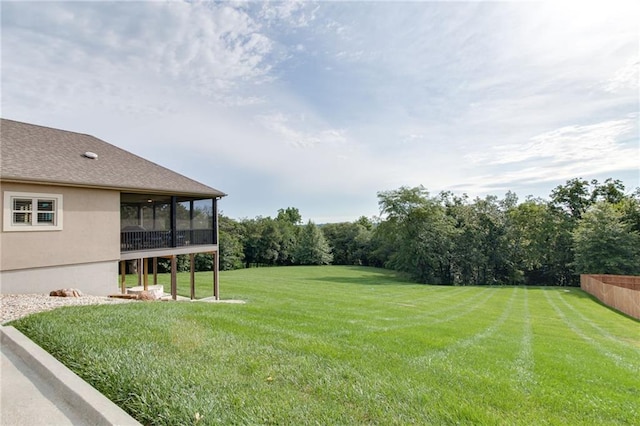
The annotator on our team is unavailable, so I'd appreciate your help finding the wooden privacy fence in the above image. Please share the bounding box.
[580,274,640,320]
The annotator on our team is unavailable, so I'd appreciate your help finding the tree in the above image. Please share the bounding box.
[442,193,513,285]
[367,219,394,269]
[218,214,244,270]
[376,187,455,284]
[256,218,282,265]
[157,254,190,273]
[590,178,626,204]
[276,207,302,225]
[441,192,483,284]
[241,208,305,267]
[321,221,372,265]
[469,195,512,284]
[614,188,640,233]
[355,215,374,231]
[241,217,261,267]
[275,208,300,265]
[294,220,333,265]
[550,178,592,220]
[506,198,573,285]
[550,178,627,221]
[573,202,640,275]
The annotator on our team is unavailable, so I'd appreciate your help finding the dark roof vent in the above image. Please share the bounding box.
[83,151,98,159]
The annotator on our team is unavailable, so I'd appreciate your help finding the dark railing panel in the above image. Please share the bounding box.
[121,229,215,252]
[121,230,169,251]
[178,229,214,246]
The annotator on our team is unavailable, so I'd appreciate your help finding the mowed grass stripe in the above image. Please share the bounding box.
[553,288,640,358]
[530,289,639,424]
[406,287,541,424]
[543,290,639,375]
[10,266,640,425]
[513,287,536,395]
[366,287,495,338]
[347,287,491,333]
[413,287,518,365]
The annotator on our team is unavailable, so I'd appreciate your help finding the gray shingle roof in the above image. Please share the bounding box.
[0,119,226,198]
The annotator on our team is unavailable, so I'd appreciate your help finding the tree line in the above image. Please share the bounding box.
[194,178,640,286]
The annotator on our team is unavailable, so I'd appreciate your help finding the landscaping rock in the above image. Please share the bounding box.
[49,289,83,297]
[137,291,158,301]
[1,294,135,324]
[127,285,163,300]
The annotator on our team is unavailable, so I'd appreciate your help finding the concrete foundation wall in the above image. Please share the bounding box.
[0,261,119,296]
[580,274,640,320]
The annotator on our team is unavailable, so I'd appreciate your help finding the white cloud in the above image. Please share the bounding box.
[1,1,278,108]
[471,118,637,167]
[259,1,318,28]
[604,58,640,93]
[459,116,639,194]
[399,134,426,144]
[256,113,347,149]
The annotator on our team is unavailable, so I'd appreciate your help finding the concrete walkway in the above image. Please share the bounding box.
[1,326,140,426]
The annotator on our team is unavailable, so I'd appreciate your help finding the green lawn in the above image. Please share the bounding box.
[9,266,640,425]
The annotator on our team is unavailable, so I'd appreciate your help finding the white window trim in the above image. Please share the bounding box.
[3,191,63,231]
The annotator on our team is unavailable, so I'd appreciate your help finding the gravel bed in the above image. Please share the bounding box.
[1,294,135,324]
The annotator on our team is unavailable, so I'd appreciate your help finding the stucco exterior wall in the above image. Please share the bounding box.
[1,183,120,293]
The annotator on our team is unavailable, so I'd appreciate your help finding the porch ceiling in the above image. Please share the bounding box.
[121,193,212,204]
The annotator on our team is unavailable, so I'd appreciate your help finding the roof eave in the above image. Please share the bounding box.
[0,177,227,199]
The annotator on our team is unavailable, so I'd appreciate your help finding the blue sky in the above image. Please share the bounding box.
[2,1,638,223]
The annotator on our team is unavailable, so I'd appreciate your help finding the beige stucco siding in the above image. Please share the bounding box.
[1,183,120,271]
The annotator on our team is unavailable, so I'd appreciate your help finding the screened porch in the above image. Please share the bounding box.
[119,193,221,300]
[120,193,218,253]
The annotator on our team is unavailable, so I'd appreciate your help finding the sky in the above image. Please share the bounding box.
[2,1,638,223]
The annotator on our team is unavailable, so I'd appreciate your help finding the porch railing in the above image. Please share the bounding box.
[121,229,215,252]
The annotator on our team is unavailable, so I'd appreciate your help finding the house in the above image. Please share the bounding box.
[0,118,226,298]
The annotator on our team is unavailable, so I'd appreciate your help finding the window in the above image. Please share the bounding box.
[3,192,63,231]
